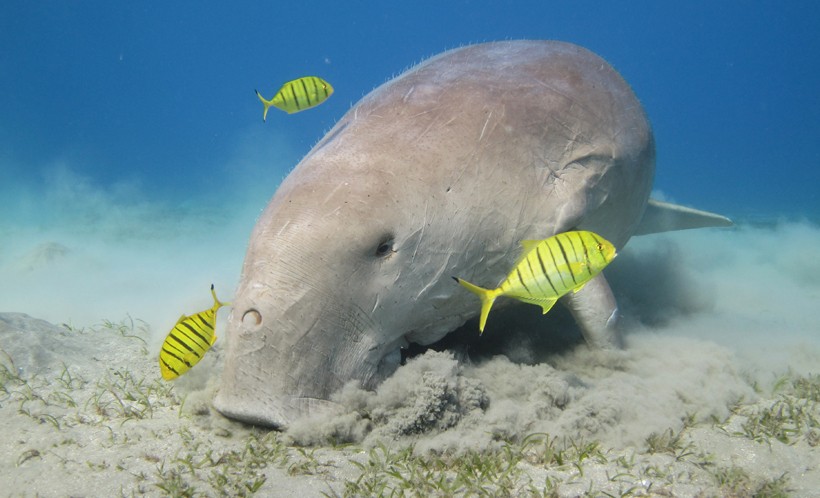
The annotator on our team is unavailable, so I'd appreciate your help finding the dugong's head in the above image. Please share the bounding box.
[214,40,655,427]
[212,151,478,427]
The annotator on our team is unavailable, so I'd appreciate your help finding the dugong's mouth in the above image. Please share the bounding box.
[213,335,408,429]
[213,392,344,429]
[369,343,404,387]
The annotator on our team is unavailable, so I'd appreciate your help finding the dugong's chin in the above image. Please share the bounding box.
[213,391,343,429]
[212,343,403,429]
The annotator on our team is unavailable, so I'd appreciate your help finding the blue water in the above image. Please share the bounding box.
[2,1,818,220]
[1,1,819,327]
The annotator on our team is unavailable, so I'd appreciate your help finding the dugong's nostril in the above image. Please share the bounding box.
[242,309,262,327]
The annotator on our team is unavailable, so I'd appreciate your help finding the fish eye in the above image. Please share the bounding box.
[597,243,604,251]
[374,237,395,257]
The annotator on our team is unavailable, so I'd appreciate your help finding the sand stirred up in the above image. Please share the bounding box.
[1,222,820,496]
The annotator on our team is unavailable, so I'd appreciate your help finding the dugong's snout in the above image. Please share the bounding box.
[214,304,343,428]
[214,297,404,428]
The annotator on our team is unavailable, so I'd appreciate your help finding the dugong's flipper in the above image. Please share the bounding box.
[565,198,732,349]
[562,273,622,349]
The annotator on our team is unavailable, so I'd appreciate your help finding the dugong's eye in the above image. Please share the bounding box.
[374,237,395,257]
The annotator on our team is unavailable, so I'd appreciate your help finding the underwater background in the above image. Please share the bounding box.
[2,2,820,495]
[1,0,819,327]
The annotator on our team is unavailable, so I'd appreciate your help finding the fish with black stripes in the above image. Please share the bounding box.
[454,230,617,333]
[255,76,334,120]
[159,284,230,380]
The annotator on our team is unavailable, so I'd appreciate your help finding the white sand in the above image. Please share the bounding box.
[1,203,819,495]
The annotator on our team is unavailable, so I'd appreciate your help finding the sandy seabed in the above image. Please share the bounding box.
[2,223,819,497]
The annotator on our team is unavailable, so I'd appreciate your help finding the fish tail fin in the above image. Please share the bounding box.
[209,284,231,310]
[255,89,272,122]
[453,277,497,334]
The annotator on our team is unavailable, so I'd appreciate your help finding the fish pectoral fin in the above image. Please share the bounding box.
[514,240,542,266]
[182,352,198,367]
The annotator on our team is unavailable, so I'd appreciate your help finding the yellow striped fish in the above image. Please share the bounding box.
[255,76,334,120]
[454,230,616,333]
[159,284,230,380]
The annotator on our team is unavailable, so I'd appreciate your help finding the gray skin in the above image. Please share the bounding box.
[213,41,731,428]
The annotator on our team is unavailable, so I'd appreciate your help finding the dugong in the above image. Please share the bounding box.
[214,40,731,428]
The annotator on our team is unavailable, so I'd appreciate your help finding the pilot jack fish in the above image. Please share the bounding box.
[159,284,229,380]
[454,230,617,333]
[256,76,333,120]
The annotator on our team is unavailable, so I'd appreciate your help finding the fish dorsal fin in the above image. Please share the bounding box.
[515,240,542,266]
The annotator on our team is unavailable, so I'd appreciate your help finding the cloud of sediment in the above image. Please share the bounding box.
[287,221,820,451]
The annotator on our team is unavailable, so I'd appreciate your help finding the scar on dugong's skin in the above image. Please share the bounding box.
[214,40,732,428]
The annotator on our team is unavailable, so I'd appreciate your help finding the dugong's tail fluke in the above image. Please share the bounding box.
[453,277,497,334]
[634,199,733,235]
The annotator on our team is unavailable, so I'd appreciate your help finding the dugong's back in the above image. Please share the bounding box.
[304,40,654,248]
